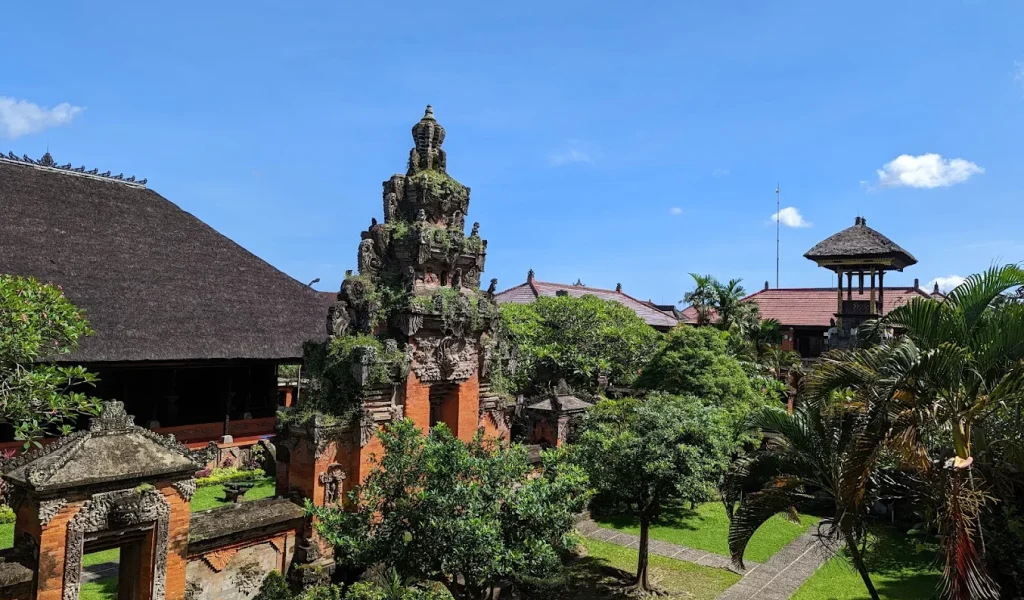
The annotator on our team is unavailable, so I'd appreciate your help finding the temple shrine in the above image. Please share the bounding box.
[274,106,511,513]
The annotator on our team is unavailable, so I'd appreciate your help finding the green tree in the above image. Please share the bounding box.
[499,295,659,395]
[0,274,100,444]
[636,325,769,437]
[724,403,886,600]
[806,265,1024,600]
[681,274,757,333]
[571,395,732,592]
[309,419,591,600]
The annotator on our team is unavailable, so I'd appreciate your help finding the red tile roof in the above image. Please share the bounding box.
[495,277,679,329]
[679,287,937,328]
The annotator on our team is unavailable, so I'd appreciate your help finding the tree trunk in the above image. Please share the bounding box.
[843,528,880,600]
[634,517,651,591]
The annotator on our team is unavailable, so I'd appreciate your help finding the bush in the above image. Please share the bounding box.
[196,466,266,487]
[254,572,293,600]
[0,504,15,524]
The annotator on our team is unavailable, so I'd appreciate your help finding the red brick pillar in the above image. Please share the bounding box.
[403,372,431,432]
[162,484,192,600]
[31,501,84,600]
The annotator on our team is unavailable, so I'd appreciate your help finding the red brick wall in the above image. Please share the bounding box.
[35,501,85,600]
[162,484,192,600]
[403,372,431,432]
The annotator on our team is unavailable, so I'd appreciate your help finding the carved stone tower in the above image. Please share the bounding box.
[277,106,509,517]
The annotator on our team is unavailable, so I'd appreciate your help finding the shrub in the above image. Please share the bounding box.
[196,467,266,488]
[0,504,15,524]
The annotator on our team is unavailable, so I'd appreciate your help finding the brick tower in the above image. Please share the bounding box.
[277,106,510,514]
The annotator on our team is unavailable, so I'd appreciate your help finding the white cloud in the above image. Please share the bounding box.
[0,96,84,139]
[929,275,965,293]
[669,207,682,216]
[1016,60,1024,92]
[876,153,983,189]
[770,206,811,228]
[548,141,595,166]
[712,168,730,178]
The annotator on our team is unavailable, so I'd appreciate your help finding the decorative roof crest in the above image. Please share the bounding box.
[1,151,147,187]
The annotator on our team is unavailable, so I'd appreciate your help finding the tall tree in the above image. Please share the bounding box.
[572,395,732,592]
[0,274,99,444]
[309,419,590,600]
[499,295,658,395]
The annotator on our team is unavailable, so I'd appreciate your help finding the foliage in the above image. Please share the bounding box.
[308,419,591,600]
[636,325,769,442]
[254,572,293,600]
[571,395,732,591]
[409,170,469,215]
[681,274,757,333]
[195,466,267,487]
[499,295,659,395]
[806,264,1024,600]
[0,274,101,444]
[301,334,408,418]
[0,504,14,524]
[724,403,886,600]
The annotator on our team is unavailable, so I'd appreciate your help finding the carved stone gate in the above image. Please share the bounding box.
[2,402,199,600]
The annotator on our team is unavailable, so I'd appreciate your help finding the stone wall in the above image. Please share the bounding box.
[187,499,304,600]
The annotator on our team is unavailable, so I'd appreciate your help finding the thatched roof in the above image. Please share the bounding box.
[804,216,917,269]
[0,155,330,363]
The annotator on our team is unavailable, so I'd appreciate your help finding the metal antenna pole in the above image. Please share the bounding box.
[775,184,780,289]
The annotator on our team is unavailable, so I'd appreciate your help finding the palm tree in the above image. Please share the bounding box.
[715,278,749,332]
[725,403,888,600]
[808,264,1024,600]
[682,273,720,326]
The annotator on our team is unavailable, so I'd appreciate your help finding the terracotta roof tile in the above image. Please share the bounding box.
[680,287,934,328]
[495,279,678,329]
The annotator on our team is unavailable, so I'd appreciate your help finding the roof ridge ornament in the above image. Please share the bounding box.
[90,400,135,434]
[0,151,148,187]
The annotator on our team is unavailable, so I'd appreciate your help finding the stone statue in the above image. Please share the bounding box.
[403,266,417,291]
[471,222,480,237]
[357,238,379,275]
[452,268,462,290]
[416,209,427,222]
[327,301,351,337]
[486,278,498,297]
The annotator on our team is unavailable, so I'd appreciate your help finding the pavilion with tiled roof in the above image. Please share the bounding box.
[495,269,679,331]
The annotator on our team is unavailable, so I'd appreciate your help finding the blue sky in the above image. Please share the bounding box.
[3,1,1022,304]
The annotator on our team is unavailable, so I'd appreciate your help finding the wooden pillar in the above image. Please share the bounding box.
[858,270,864,294]
[878,271,885,315]
[870,268,877,315]
[837,269,843,315]
[846,272,853,301]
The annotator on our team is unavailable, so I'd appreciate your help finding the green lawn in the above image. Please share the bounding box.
[595,501,819,563]
[551,538,741,599]
[189,478,277,511]
[81,578,118,600]
[792,528,942,600]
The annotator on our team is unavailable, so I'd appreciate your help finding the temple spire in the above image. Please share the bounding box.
[408,104,447,174]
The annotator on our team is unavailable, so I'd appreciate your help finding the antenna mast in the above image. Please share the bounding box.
[775,183,780,289]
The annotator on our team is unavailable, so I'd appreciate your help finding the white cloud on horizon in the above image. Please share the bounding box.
[771,206,811,228]
[548,141,595,166]
[876,153,983,189]
[669,207,682,215]
[929,275,966,293]
[0,96,84,139]
[712,168,730,178]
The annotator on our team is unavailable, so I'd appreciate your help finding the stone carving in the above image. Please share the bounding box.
[173,478,197,502]
[451,268,462,290]
[90,400,134,432]
[486,278,498,298]
[318,463,347,505]
[327,300,352,337]
[185,579,203,600]
[38,499,68,527]
[190,441,220,467]
[232,562,265,596]
[64,487,171,600]
[471,222,480,237]
[412,335,477,383]
[359,411,377,447]
[357,237,380,276]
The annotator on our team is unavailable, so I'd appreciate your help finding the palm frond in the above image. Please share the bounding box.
[728,476,807,569]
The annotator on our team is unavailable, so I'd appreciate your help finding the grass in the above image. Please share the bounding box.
[792,527,942,600]
[533,538,741,600]
[190,478,277,511]
[595,501,819,563]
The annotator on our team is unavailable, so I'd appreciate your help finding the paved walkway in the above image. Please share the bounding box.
[575,519,834,600]
[82,561,118,584]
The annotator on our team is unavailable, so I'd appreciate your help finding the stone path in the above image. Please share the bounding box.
[82,561,119,584]
[575,518,757,571]
[575,519,835,600]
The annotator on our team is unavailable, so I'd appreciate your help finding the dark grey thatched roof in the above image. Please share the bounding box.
[0,155,330,363]
[804,216,917,269]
